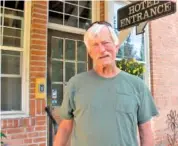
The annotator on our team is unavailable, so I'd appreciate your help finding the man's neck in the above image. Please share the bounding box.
[94,64,121,78]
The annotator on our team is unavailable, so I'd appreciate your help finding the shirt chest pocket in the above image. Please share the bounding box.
[115,93,138,145]
[115,93,137,129]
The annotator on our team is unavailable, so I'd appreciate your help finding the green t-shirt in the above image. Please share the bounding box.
[59,70,159,146]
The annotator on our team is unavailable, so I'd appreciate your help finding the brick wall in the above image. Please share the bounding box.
[150,7,178,146]
[1,1,48,146]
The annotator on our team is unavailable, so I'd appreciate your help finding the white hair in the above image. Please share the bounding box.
[84,23,119,51]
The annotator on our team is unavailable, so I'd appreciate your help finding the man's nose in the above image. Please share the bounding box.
[98,43,106,53]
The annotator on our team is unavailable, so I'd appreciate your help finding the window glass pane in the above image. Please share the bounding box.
[49,1,64,13]
[4,17,22,28]
[0,16,2,26]
[65,39,75,60]
[49,11,63,24]
[65,3,78,16]
[4,8,23,17]
[0,1,3,6]
[77,41,87,61]
[1,77,21,111]
[79,18,91,29]
[5,1,24,10]
[3,27,21,37]
[52,60,63,82]
[64,15,78,27]
[51,38,63,59]
[79,1,91,8]
[117,29,145,61]
[65,62,75,82]
[0,35,2,46]
[79,7,91,19]
[1,50,20,74]
[52,84,63,106]
[66,1,78,5]
[77,63,87,74]
[3,36,21,47]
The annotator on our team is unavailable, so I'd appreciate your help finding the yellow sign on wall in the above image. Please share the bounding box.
[35,78,46,99]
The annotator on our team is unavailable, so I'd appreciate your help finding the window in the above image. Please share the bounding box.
[105,1,150,85]
[0,0,30,117]
[49,1,92,29]
[50,37,88,105]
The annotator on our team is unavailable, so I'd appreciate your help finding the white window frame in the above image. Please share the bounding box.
[48,1,99,34]
[105,1,151,89]
[0,1,31,119]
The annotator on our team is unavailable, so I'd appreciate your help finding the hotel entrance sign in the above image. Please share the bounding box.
[117,0,176,35]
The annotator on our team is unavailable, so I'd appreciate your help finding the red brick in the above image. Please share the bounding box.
[32,8,47,15]
[7,119,14,128]
[33,137,46,143]
[31,28,46,34]
[33,2,47,9]
[24,139,32,144]
[32,13,47,20]
[33,1,47,6]
[11,133,27,139]
[2,120,7,129]
[31,61,46,66]
[32,23,46,30]
[14,119,19,127]
[31,66,46,72]
[35,126,46,131]
[31,34,46,40]
[38,131,46,137]
[36,120,46,126]
[7,128,24,134]
[36,116,46,121]
[42,99,46,114]
[30,72,45,78]
[36,100,42,114]
[39,143,46,146]
[31,55,46,61]
[26,126,35,132]
[30,100,36,116]
[31,50,46,56]
[30,88,35,94]
[31,40,46,46]
[28,132,38,138]
[32,18,47,24]
[28,144,38,146]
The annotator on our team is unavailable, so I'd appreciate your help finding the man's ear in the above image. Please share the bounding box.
[87,49,93,59]
[115,43,120,52]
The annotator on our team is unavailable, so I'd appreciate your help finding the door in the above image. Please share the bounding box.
[47,29,92,145]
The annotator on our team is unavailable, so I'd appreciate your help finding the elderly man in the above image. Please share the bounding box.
[54,21,159,146]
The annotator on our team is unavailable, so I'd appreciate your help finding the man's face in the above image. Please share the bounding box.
[87,26,119,67]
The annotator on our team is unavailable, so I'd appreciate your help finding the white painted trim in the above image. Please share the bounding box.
[48,23,86,35]
[144,24,151,90]
[22,1,31,116]
[0,46,23,51]
[92,1,100,22]
[1,1,31,118]
[1,113,29,119]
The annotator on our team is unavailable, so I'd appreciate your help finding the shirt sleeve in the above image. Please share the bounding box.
[137,81,159,125]
[59,77,75,120]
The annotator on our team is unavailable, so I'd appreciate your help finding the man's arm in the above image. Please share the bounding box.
[53,119,73,146]
[138,121,154,146]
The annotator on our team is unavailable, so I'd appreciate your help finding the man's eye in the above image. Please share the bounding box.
[102,42,110,45]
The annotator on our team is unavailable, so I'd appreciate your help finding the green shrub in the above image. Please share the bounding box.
[116,58,145,77]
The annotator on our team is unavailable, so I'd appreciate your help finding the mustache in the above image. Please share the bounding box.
[97,54,111,59]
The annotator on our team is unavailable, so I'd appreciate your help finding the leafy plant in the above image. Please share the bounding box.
[0,131,6,145]
[116,58,145,77]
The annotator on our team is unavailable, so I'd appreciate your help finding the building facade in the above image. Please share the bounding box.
[0,1,178,146]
